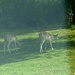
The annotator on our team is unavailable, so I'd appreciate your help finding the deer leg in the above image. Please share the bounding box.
[50,41,54,50]
[40,40,45,53]
[40,43,43,53]
[4,41,6,54]
[7,42,11,53]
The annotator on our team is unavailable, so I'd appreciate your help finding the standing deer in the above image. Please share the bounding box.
[4,34,20,53]
[39,31,58,53]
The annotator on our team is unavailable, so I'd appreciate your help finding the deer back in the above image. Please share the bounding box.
[4,34,17,42]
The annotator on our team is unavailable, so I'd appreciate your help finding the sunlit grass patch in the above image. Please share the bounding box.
[17,32,39,40]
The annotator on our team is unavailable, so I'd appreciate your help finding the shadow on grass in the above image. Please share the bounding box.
[0,38,75,66]
[0,38,40,65]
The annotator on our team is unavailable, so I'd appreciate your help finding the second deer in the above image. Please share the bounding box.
[39,31,58,53]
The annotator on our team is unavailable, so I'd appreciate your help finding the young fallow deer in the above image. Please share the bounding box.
[4,34,20,54]
[39,31,58,53]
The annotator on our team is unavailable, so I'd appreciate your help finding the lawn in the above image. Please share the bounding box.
[0,28,75,75]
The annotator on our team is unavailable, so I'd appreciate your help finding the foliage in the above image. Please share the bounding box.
[70,25,75,30]
[0,0,67,29]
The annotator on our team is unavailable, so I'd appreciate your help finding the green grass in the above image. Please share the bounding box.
[0,29,75,75]
[0,50,70,75]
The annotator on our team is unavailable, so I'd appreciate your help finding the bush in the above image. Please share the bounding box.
[70,25,75,30]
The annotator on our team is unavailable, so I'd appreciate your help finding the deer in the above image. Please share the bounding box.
[39,31,58,53]
[4,34,20,54]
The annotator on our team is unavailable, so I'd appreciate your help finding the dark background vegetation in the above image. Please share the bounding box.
[0,0,74,30]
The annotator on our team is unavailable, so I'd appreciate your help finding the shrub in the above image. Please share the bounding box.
[70,25,75,30]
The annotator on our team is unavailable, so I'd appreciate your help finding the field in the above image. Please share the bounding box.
[0,28,75,75]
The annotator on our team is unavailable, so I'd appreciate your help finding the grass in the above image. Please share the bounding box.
[0,28,75,75]
[0,50,70,75]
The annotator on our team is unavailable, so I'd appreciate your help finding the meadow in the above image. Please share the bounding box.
[0,28,75,75]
